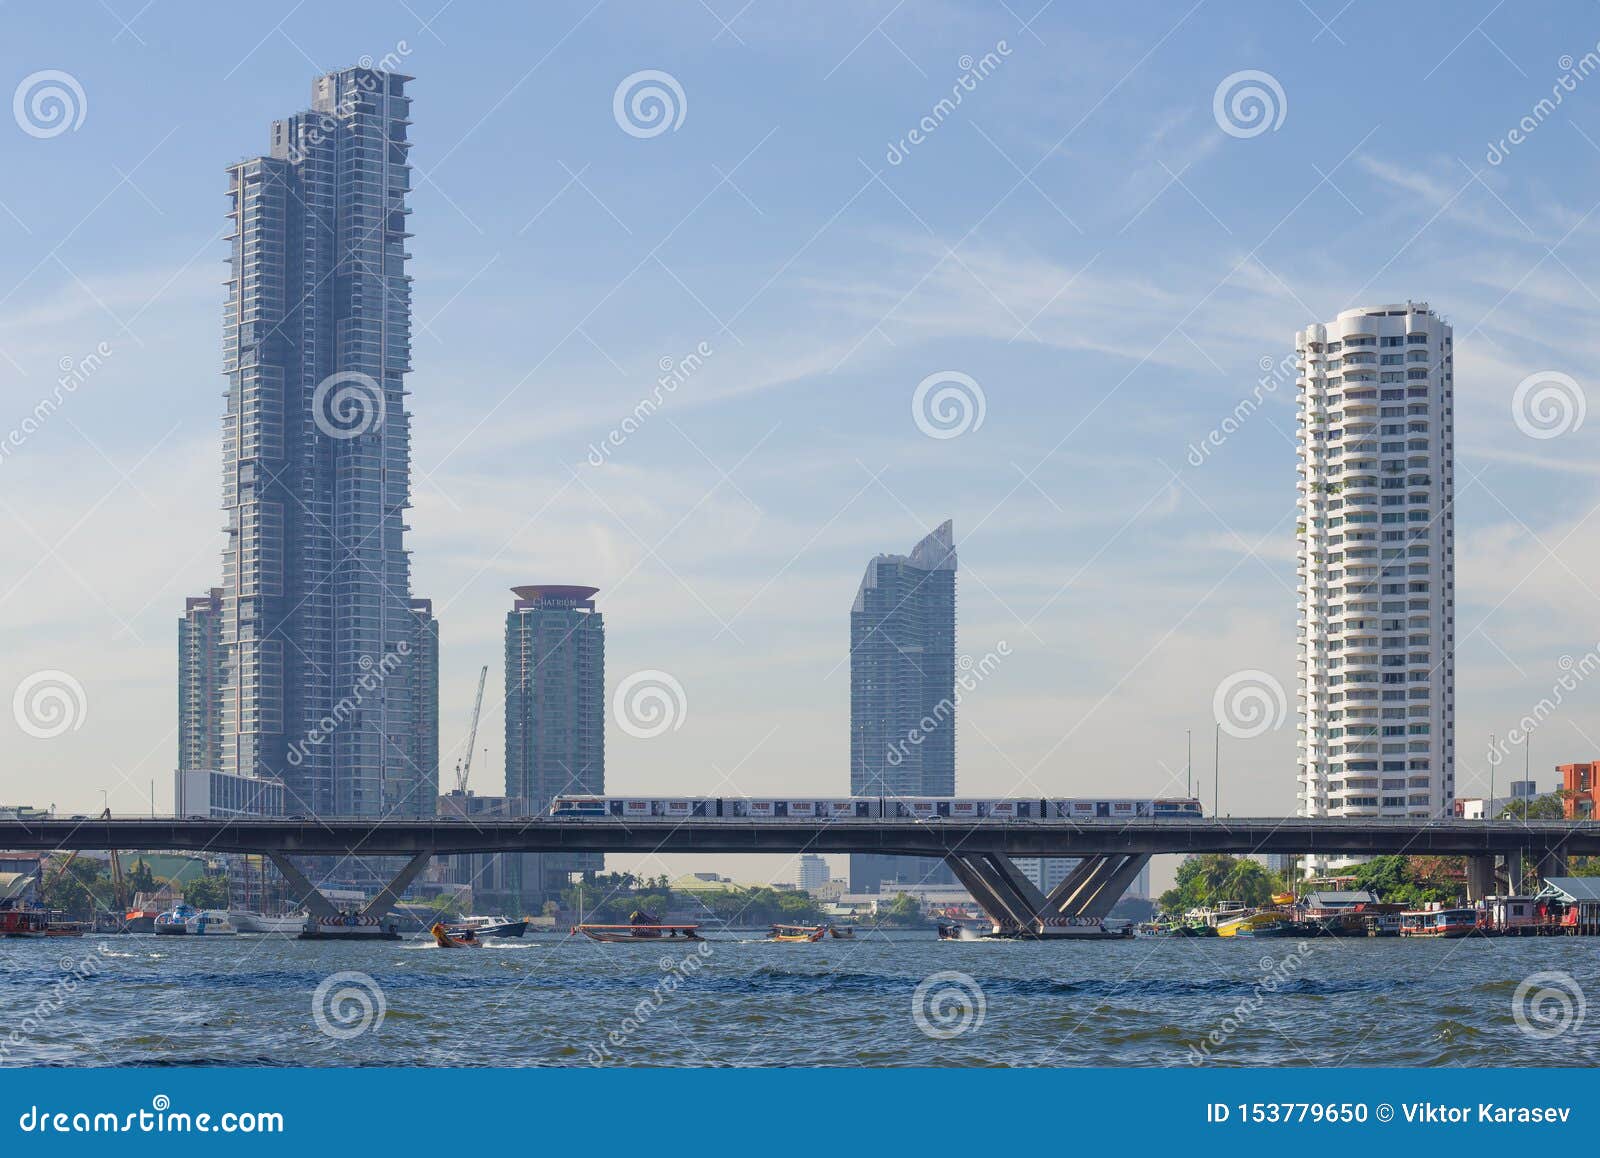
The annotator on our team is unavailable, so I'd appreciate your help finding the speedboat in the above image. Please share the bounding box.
[446,915,528,939]
[185,910,238,936]
[154,903,196,935]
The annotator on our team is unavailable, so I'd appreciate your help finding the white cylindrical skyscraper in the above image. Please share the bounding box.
[1296,303,1455,825]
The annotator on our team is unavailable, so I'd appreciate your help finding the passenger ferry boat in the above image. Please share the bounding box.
[154,903,197,935]
[229,911,310,935]
[1398,908,1479,938]
[185,910,237,936]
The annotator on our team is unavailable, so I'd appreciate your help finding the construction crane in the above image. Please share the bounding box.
[453,665,488,795]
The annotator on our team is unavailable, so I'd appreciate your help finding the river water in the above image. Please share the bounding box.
[2,931,1595,1066]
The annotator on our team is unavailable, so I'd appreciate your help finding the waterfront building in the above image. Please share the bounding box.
[849,521,957,892]
[178,589,225,773]
[1296,304,1455,840]
[1558,763,1599,819]
[505,585,606,907]
[1014,856,1079,894]
[798,853,830,893]
[174,767,286,817]
[187,66,437,818]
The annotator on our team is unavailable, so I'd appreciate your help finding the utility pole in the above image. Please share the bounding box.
[1488,733,1495,820]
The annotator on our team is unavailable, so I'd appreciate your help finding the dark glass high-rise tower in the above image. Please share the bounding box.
[188,66,437,817]
[849,520,957,892]
[505,585,606,905]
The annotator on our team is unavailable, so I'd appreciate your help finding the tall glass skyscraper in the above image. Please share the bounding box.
[178,588,224,772]
[505,585,606,905]
[188,66,437,817]
[849,520,957,892]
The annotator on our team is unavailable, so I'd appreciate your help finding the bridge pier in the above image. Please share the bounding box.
[1044,854,1150,921]
[1505,851,1527,895]
[1466,855,1495,902]
[943,852,1149,936]
[266,850,433,921]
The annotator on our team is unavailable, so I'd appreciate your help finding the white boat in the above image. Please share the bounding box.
[229,911,310,935]
[185,910,238,936]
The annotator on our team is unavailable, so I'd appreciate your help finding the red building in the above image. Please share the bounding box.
[1557,763,1600,819]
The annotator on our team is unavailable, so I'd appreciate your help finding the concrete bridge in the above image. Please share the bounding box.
[6,815,1594,937]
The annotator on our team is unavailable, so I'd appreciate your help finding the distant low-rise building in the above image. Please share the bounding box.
[1558,763,1599,819]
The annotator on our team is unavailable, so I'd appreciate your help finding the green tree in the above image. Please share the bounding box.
[1158,854,1284,914]
[877,892,925,927]
[125,857,159,896]
[1347,855,1456,907]
[183,874,231,910]
[42,855,110,919]
[1498,792,1569,820]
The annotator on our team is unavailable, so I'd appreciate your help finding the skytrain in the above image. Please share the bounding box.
[549,796,1204,820]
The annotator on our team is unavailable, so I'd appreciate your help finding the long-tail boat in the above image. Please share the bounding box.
[430,921,481,948]
[768,924,825,943]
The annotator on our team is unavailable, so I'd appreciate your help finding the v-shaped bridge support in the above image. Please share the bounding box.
[267,850,433,922]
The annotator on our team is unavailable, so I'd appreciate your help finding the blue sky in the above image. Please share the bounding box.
[4,1,1600,888]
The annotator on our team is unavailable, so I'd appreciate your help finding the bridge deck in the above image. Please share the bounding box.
[3,816,1596,857]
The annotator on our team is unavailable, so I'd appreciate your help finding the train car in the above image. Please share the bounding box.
[1152,798,1204,818]
[549,795,1203,821]
[551,795,609,817]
